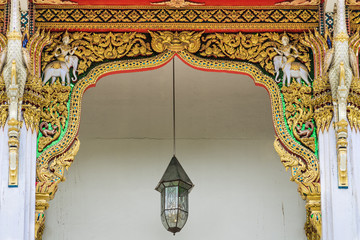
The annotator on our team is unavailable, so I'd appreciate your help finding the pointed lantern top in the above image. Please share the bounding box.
[155,156,194,192]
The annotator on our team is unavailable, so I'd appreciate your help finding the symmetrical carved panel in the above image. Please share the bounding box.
[32,30,323,240]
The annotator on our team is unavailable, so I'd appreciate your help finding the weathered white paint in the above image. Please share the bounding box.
[43,59,306,240]
[319,125,360,240]
[0,121,36,240]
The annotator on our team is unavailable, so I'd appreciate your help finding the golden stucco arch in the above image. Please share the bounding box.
[28,30,324,240]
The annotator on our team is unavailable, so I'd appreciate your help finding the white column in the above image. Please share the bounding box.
[0,120,36,240]
[320,124,360,240]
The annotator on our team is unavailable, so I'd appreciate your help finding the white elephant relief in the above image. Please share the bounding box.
[273,55,312,86]
[42,55,79,86]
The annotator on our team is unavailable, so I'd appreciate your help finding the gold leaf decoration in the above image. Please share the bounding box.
[42,32,153,75]
[274,137,321,239]
[301,31,333,133]
[149,31,203,53]
[282,82,315,152]
[38,82,71,152]
[199,32,311,75]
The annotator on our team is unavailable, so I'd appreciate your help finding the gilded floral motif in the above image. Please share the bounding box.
[199,32,310,75]
[38,82,71,152]
[282,82,315,151]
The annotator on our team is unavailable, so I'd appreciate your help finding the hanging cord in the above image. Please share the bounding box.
[172,58,176,156]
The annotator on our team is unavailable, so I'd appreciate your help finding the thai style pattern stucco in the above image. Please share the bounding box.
[2,1,360,239]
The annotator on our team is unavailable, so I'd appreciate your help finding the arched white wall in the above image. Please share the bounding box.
[43,59,306,240]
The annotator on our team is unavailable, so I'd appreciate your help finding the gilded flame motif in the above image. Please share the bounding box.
[348,29,360,131]
[302,31,333,133]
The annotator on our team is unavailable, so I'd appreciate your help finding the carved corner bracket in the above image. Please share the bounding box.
[274,138,321,239]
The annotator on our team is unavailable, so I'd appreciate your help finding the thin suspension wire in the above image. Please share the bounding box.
[172,58,176,156]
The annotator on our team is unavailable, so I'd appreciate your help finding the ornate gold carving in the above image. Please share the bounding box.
[36,138,79,240]
[274,138,319,196]
[348,77,360,130]
[35,6,319,32]
[199,32,310,75]
[0,32,7,128]
[302,31,333,133]
[305,193,321,240]
[42,32,153,75]
[347,29,360,131]
[38,82,70,152]
[150,0,204,8]
[0,76,7,128]
[35,181,58,240]
[149,31,202,53]
[36,34,319,240]
[23,30,52,132]
[274,138,321,239]
[282,82,315,151]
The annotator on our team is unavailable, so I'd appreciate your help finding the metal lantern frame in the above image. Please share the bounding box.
[155,156,194,235]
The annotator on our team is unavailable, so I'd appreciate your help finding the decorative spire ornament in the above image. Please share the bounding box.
[2,0,28,186]
[325,0,358,188]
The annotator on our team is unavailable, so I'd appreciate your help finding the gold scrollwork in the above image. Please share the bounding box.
[0,32,7,128]
[42,31,153,75]
[199,32,310,75]
[36,31,320,240]
[36,137,80,240]
[282,82,315,151]
[274,137,321,239]
[348,77,360,130]
[348,29,360,131]
[38,82,71,152]
[0,74,7,128]
[149,31,203,53]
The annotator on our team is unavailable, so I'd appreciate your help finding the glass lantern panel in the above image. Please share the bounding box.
[178,187,188,211]
[161,212,169,230]
[165,209,178,228]
[165,186,178,210]
[176,210,188,229]
[161,188,165,212]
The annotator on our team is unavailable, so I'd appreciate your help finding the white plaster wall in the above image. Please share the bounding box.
[43,59,306,240]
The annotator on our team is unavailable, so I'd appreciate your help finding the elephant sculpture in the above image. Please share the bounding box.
[273,55,312,86]
[42,55,79,86]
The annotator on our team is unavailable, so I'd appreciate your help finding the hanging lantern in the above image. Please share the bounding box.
[155,156,194,235]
